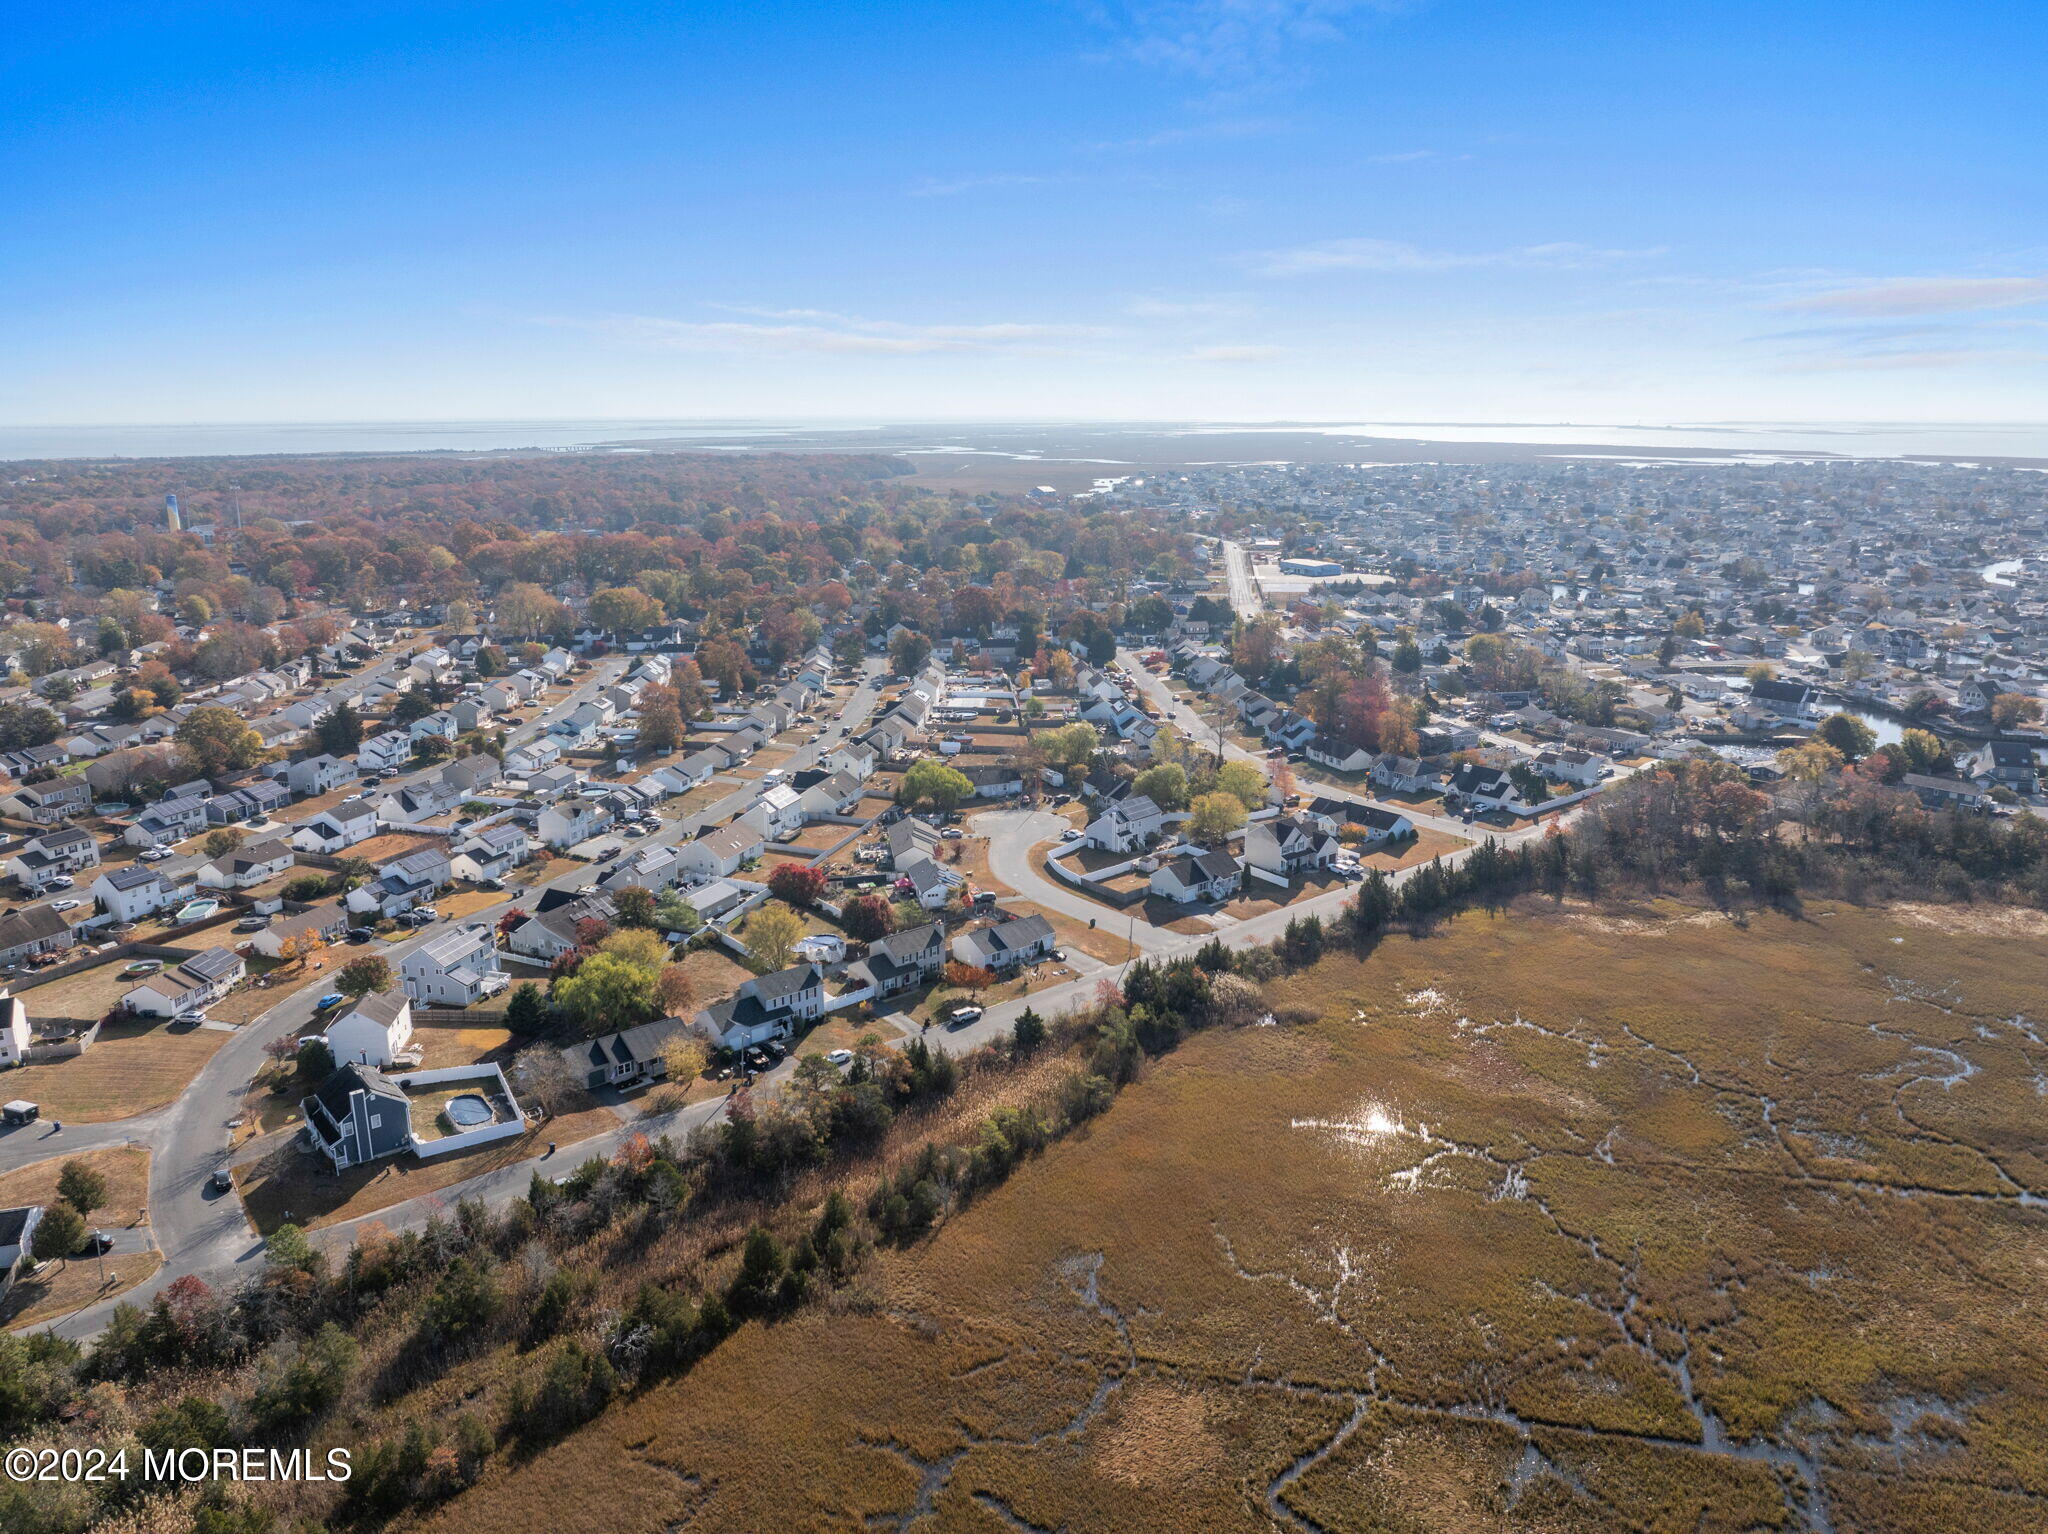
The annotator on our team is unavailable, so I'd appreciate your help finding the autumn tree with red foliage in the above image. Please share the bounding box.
[767,862,829,907]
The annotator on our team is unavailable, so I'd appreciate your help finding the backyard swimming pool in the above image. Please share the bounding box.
[445,1093,493,1128]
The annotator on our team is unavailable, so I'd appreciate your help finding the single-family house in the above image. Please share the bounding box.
[7,827,100,894]
[1084,795,1168,853]
[205,780,290,826]
[1443,763,1522,815]
[348,846,452,918]
[326,990,416,1069]
[357,730,412,773]
[1151,846,1243,903]
[739,783,805,840]
[503,894,614,963]
[287,754,356,797]
[1243,813,1342,880]
[0,904,75,968]
[562,1016,697,1091]
[123,794,208,849]
[450,824,529,884]
[902,856,963,910]
[290,798,380,853]
[693,963,825,1051]
[797,769,864,820]
[673,823,764,882]
[846,922,945,998]
[399,922,506,1006]
[536,795,618,850]
[92,865,182,924]
[3,780,91,825]
[198,836,295,890]
[124,946,245,1018]
[301,1063,412,1170]
[251,901,351,959]
[951,911,1055,973]
[506,737,562,776]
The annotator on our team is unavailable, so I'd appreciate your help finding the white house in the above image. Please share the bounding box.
[7,827,101,894]
[1242,813,1342,880]
[950,911,1055,973]
[198,836,295,891]
[326,989,416,1069]
[1084,795,1168,853]
[291,798,380,853]
[693,963,825,1051]
[1305,739,1375,773]
[451,823,530,883]
[537,796,616,850]
[124,946,245,1018]
[357,730,412,772]
[739,783,805,839]
[0,990,31,1067]
[1150,848,1243,903]
[92,866,183,924]
[673,823,764,883]
[347,846,453,918]
[399,922,506,1007]
[506,737,562,776]
[287,754,356,797]
[124,795,208,848]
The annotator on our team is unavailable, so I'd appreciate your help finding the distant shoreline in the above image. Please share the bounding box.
[5,418,2048,469]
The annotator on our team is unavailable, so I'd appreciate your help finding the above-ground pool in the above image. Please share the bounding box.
[174,899,220,923]
[445,1094,493,1128]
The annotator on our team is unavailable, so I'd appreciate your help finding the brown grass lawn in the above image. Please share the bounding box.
[792,1012,908,1060]
[1,1252,161,1328]
[0,1145,151,1229]
[1356,826,1472,872]
[437,886,509,922]
[674,948,751,1007]
[663,780,741,820]
[235,1091,621,1234]
[0,1017,231,1122]
[509,854,580,891]
[1001,902,1138,964]
[344,830,440,865]
[18,960,150,1021]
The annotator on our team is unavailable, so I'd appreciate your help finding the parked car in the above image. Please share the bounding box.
[316,992,345,1010]
[50,899,81,913]
[46,875,74,891]
[207,1169,234,1194]
[945,1004,984,1028]
[825,1048,853,1066]
[346,927,376,942]
[139,847,172,861]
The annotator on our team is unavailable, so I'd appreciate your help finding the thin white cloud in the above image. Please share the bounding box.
[1084,117,1286,153]
[1247,236,1666,278]
[1777,276,2048,316]
[1775,346,2048,373]
[1187,343,1285,361]
[1366,148,1437,163]
[558,310,1110,356]
[1088,1,1406,83]
[907,172,1059,197]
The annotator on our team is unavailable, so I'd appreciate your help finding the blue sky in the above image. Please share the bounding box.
[3,0,2044,425]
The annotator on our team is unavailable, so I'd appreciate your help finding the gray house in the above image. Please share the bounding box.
[302,1063,412,1170]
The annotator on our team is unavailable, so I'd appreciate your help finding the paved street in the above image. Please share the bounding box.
[6,647,1587,1344]
[5,657,887,1340]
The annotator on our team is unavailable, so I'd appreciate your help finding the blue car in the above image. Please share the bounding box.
[316,993,345,1011]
